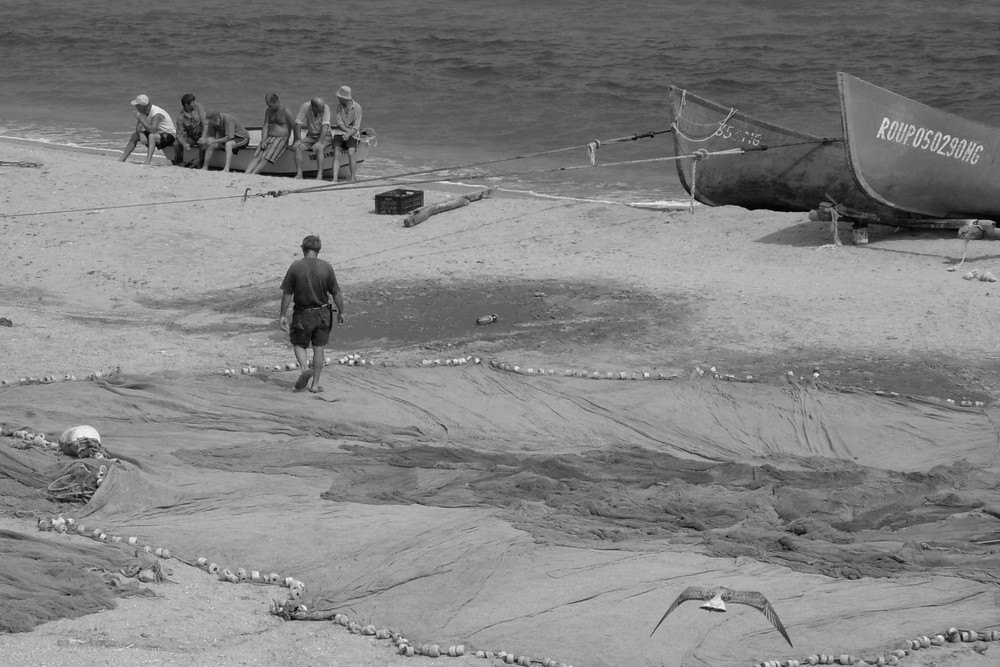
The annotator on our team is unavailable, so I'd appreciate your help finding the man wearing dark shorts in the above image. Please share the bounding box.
[119,94,179,165]
[278,235,345,393]
[331,85,363,184]
[200,110,251,173]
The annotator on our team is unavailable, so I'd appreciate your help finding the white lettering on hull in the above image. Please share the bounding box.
[874,116,983,165]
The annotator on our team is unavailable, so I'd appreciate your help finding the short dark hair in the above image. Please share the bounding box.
[301,235,322,252]
[181,93,196,106]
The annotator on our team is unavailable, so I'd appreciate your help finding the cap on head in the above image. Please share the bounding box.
[130,94,150,106]
[265,92,280,105]
[336,86,352,100]
[301,235,322,252]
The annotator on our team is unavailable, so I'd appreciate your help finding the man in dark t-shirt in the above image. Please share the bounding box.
[278,235,346,393]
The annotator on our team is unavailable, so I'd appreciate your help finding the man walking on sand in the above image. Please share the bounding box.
[279,235,345,393]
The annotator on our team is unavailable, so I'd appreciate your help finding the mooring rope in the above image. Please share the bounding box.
[251,128,675,199]
[2,130,831,218]
[0,160,43,168]
[1,129,673,218]
[257,145,759,201]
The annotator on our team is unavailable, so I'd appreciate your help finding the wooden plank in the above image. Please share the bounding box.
[403,187,496,228]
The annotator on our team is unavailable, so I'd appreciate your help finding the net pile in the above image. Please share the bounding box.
[2,367,999,664]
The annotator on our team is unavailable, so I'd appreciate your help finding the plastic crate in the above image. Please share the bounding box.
[375,189,424,215]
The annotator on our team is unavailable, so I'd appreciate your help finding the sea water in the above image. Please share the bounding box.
[2,0,1000,203]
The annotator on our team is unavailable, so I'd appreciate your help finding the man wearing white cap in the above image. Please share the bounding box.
[331,85,363,183]
[119,94,179,165]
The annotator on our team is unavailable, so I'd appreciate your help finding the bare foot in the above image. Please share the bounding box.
[308,386,323,393]
[294,174,303,179]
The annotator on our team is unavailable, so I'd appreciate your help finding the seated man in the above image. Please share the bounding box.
[176,93,208,168]
[246,93,298,175]
[293,97,331,180]
[119,94,179,165]
[331,85,363,184]
[200,110,251,173]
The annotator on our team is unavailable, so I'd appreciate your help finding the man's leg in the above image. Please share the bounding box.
[143,133,158,165]
[293,345,309,371]
[222,140,235,172]
[310,345,325,391]
[331,146,342,184]
[119,132,140,162]
[314,145,326,180]
[292,344,313,391]
[347,146,358,182]
[202,142,217,170]
[293,143,306,178]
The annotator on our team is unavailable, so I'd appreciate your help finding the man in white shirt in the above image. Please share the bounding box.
[119,94,179,165]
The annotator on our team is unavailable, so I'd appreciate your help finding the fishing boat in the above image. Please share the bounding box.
[838,72,1000,220]
[164,127,376,178]
[667,86,936,225]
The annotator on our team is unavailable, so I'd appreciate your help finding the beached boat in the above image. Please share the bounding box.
[164,127,375,178]
[839,72,1000,220]
[667,86,932,224]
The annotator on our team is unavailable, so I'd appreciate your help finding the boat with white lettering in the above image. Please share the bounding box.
[838,72,1000,220]
[668,86,936,225]
[164,127,375,178]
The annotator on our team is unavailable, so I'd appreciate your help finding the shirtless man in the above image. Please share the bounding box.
[245,93,299,175]
[119,94,179,165]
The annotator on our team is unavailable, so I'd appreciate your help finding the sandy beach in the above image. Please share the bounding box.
[2,139,1000,666]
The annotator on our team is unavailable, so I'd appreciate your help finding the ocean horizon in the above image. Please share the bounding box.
[3,0,1000,203]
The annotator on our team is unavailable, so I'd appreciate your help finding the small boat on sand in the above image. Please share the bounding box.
[164,127,375,178]
[838,72,1000,221]
[667,86,940,225]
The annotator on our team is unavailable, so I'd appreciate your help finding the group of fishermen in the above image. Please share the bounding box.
[119,86,363,182]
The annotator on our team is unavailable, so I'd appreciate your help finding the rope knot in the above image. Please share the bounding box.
[693,149,710,160]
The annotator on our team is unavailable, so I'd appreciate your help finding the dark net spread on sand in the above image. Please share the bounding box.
[2,368,999,664]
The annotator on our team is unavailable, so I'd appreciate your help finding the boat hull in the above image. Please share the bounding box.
[668,86,931,223]
[164,127,374,178]
[839,72,1000,220]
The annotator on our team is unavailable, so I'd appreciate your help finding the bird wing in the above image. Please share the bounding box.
[649,586,709,637]
[727,590,793,647]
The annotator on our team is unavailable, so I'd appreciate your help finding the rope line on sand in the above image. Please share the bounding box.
[250,128,675,199]
[0,128,673,218]
[1,129,828,218]
[0,160,43,168]
[252,146,753,201]
[0,192,252,219]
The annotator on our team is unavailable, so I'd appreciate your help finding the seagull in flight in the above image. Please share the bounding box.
[650,585,793,647]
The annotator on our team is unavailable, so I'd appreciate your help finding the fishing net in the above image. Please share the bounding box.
[2,367,999,663]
